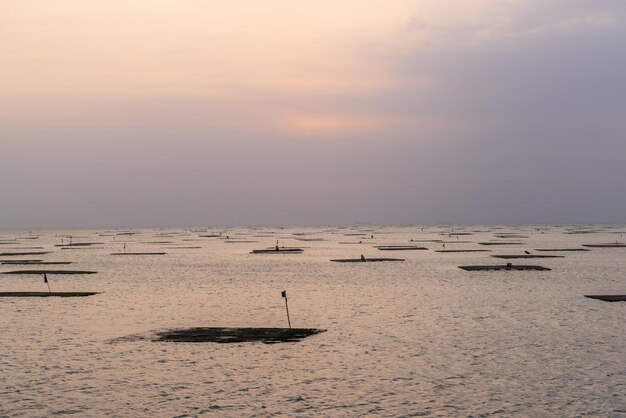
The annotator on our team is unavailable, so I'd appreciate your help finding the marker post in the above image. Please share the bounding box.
[281,290,291,329]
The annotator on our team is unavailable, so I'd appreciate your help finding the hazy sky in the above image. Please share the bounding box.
[1,1,625,227]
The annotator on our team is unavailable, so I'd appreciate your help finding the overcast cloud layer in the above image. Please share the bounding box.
[1,1,625,227]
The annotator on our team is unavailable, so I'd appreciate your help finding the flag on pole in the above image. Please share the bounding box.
[281,290,291,328]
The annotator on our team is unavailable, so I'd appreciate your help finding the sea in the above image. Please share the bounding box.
[0,226,624,417]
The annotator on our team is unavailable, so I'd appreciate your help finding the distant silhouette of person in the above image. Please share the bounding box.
[361,254,365,261]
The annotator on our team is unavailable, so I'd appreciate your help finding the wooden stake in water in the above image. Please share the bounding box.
[281,290,291,329]
[44,273,51,293]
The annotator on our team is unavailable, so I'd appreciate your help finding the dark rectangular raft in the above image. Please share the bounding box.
[534,248,590,252]
[110,252,167,255]
[582,244,626,248]
[435,249,490,253]
[331,258,404,262]
[478,242,524,246]
[375,246,427,251]
[250,249,303,254]
[459,264,551,271]
[1,261,72,265]
[54,242,103,247]
[2,270,97,275]
[491,255,564,259]
[0,251,51,256]
[0,292,99,297]
[584,295,626,302]
[154,327,325,344]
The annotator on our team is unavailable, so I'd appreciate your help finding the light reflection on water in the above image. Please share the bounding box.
[0,226,624,416]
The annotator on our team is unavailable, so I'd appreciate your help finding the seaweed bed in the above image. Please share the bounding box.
[331,258,404,262]
[54,242,103,247]
[459,264,551,271]
[435,249,490,253]
[1,261,72,265]
[110,252,167,255]
[0,252,51,256]
[1,270,97,275]
[375,246,427,251]
[584,295,626,302]
[491,255,564,259]
[0,292,99,297]
[534,248,590,252]
[582,244,626,248]
[152,327,325,344]
[251,248,303,254]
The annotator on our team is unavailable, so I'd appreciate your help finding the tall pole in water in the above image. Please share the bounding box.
[281,290,291,329]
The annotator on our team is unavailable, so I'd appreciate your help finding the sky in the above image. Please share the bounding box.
[1,0,625,227]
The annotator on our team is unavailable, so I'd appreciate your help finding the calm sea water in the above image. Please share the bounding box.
[1,226,624,417]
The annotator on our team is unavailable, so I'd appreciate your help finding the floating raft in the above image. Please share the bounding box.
[0,292,99,298]
[1,261,72,265]
[0,259,42,263]
[435,249,490,253]
[54,242,103,247]
[250,248,303,254]
[0,251,50,256]
[331,258,404,262]
[110,252,166,255]
[491,255,564,259]
[478,242,524,246]
[582,244,626,248]
[584,295,626,302]
[459,264,551,271]
[153,327,325,344]
[375,246,427,251]
[534,248,590,252]
[1,270,97,275]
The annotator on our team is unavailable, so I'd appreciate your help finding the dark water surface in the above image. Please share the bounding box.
[1,226,624,416]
